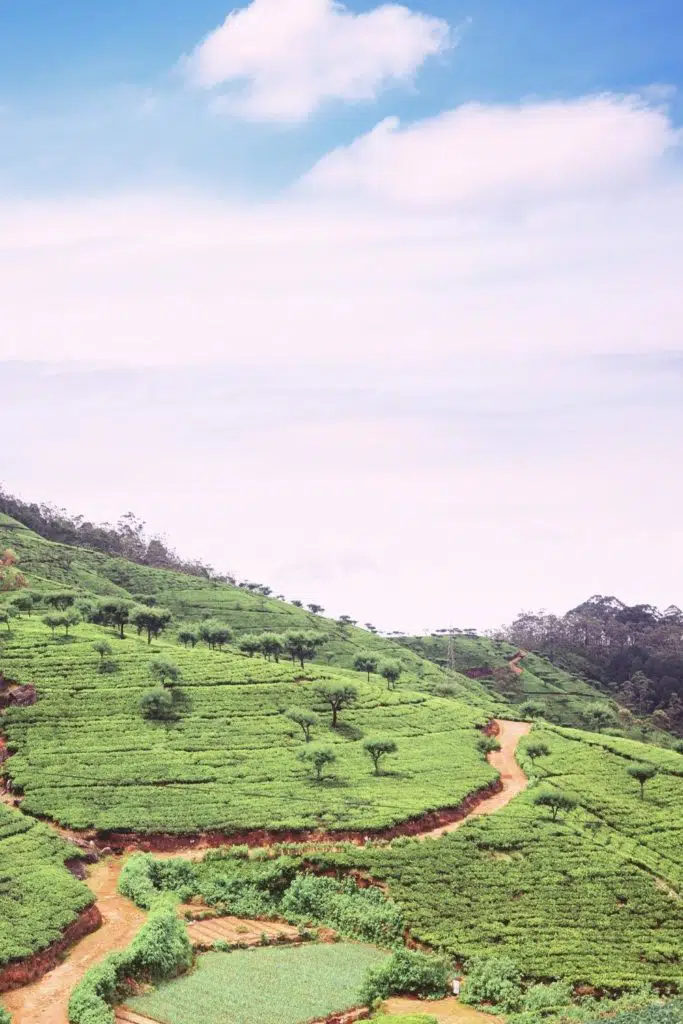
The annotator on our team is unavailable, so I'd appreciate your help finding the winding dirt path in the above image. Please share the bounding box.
[2,859,146,1024]
[418,719,531,840]
[1,720,531,1023]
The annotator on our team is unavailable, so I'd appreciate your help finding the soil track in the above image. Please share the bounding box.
[1,720,531,1022]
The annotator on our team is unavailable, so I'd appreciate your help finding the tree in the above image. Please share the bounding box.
[291,600,303,608]
[140,688,177,721]
[533,789,576,821]
[0,609,12,633]
[666,693,683,735]
[0,549,26,593]
[519,700,545,720]
[149,657,181,686]
[297,744,336,781]
[364,623,378,633]
[260,634,284,662]
[44,590,77,611]
[93,640,113,663]
[525,741,550,765]
[354,652,378,681]
[380,661,402,690]
[131,606,172,645]
[584,704,617,732]
[287,708,318,742]
[62,610,81,636]
[9,592,36,616]
[42,612,63,638]
[363,738,398,775]
[177,630,198,648]
[284,630,324,669]
[199,620,232,650]
[94,598,133,639]
[627,763,658,800]
[239,634,262,658]
[315,683,358,727]
[337,615,357,628]
[307,604,325,615]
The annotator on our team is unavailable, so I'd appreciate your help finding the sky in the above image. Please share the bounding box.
[1,0,682,632]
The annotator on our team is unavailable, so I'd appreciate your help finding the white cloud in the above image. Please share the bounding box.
[302,93,681,206]
[183,0,451,121]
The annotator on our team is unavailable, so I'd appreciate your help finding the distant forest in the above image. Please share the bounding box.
[0,485,231,583]
[497,596,683,735]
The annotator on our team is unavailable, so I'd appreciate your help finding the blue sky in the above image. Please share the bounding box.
[1,0,682,629]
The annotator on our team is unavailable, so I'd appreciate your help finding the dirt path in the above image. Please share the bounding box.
[417,720,531,840]
[1,720,530,1022]
[384,996,499,1023]
[2,858,146,1024]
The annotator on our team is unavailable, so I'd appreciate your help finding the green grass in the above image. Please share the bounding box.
[127,944,388,1024]
[0,801,93,966]
[1,616,495,833]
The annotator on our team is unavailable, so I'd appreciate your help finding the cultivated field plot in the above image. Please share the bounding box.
[126,944,388,1024]
[2,618,495,833]
[0,802,93,967]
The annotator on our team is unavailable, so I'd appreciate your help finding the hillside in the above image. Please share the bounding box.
[398,633,614,729]
[0,513,487,701]
[0,507,682,1022]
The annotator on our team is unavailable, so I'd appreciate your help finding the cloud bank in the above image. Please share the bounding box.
[183,0,451,121]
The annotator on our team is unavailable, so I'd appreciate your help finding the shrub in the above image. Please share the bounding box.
[0,1009,12,1024]
[477,736,501,756]
[68,900,192,1024]
[521,980,572,1012]
[359,948,451,1003]
[139,688,176,721]
[149,657,181,686]
[460,955,523,1013]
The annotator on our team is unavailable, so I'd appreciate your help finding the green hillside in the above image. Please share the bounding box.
[0,513,486,701]
[320,723,683,989]
[399,633,616,728]
[0,515,498,835]
[1,509,682,1012]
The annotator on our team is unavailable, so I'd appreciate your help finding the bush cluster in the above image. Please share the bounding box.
[67,898,192,1024]
[359,947,451,1003]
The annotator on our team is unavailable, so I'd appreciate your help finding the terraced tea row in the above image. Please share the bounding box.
[2,619,495,833]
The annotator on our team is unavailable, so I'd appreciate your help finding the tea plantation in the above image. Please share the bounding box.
[1,615,496,833]
[1,511,682,1015]
[0,802,93,968]
[318,726,683,989]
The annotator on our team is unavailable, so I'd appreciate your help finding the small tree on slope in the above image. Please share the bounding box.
[354,652,378,681]
[297,744,336,781]
[533,789,576,822]
[315,684,358,727]
[363,738,398,775]
[287,708,318,742]
[627,763,658,800]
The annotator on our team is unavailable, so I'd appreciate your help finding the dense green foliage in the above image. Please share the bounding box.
[0,802,93,967]
[67,897,192,1024]
[128,944,389,1024]
[119,849,405,947]
[359,947,451,1003]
